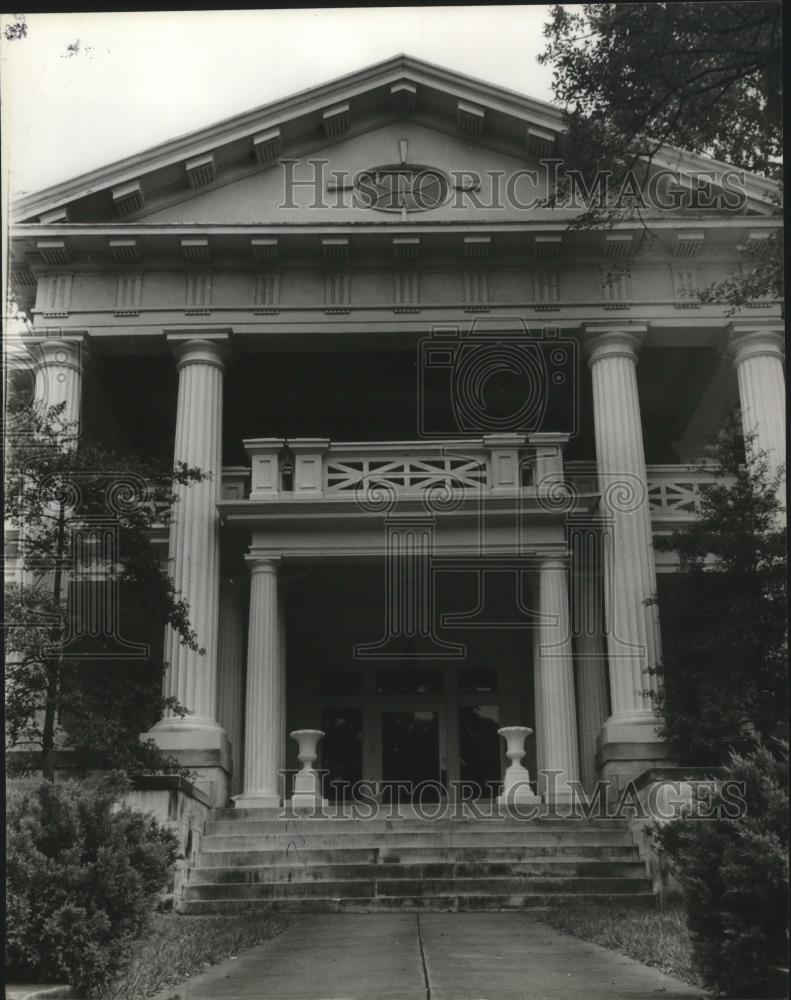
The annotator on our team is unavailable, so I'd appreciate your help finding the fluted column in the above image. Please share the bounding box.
[573,572,610,794]
[150,335,228,746]
[30,337,87,435]
[568,516,610,792]
[728,324,785,481]
[278,596,287,778]
[217,578,248,797]
[586,326,661,743]
[235,558,284,809]
[536,556,580,802]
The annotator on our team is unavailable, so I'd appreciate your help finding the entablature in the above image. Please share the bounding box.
[10,218,781,321]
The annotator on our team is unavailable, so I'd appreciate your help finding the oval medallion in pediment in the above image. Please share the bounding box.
[354,164,451,213]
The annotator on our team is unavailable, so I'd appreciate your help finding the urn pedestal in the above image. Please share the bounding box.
[288,729,328,812]
[497,726,541,807]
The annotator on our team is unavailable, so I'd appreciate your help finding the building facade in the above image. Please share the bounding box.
[9,56,785,809]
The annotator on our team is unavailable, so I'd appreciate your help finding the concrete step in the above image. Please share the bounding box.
[188,858,648,884]
[183,875,651,901]
[204,817,631,835]
[180,809,654,915]
[198,829,634,852]
[177,892,658,915]
[194,843,642,867]
[211,808,629,823]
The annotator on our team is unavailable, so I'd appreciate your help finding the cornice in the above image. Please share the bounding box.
[11,216,781,241]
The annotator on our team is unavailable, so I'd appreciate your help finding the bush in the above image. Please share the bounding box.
[6,771,178,996]
[654,745,789,998]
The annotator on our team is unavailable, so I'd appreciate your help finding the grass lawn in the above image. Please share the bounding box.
[103,912,292,999]
[539,900,705,989]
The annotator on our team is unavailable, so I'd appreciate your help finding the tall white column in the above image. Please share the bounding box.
[217,578,248,798]
[586,326,661,745]
[535,556,580,803]
[30,337,86,434]
[728,324,785,481]
[150,336,228,748]
[235,558,284,809]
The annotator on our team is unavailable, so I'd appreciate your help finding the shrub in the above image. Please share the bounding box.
[6,771,178,996]
[654,744,789,998]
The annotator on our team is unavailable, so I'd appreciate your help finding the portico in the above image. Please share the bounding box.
[10,56,784,812]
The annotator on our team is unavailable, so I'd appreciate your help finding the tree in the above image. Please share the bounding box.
[6,772,178,994]
[649,415,787,765]
[654,744,789,998]
[4,397,208,779]
[539,2,783,305]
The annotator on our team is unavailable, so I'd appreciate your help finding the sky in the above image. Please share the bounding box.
[0,7,559,199]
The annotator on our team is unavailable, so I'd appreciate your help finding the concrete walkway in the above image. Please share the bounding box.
[153,913,708,1000]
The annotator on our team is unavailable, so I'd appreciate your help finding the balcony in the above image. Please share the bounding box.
[220,438,719,524]
[222,435,570,504]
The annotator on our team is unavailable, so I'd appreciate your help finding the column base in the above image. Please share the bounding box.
[600,712,663,745]
[144,719,229,751]
[233,791,281,810]
[141,720,231,808]
[596,715,675,801]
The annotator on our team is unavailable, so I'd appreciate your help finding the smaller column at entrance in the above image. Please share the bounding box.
[234,558,284,809]
[536,556,581,803]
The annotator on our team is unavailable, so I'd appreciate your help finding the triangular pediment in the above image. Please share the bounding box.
[11,52,780,231]
[11,54,566,226]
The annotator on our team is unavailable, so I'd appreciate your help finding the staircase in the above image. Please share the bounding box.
[178,810,655,913]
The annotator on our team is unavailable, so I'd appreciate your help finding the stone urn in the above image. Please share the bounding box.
[289,729,328,811]
[497,726,541,806]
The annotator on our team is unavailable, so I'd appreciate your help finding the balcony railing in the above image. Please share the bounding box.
[222,442,720,521]
[225,434,570,503]
[565,461,720,519]
[646,464,720,517]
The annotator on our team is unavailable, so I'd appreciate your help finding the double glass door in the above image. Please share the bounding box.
[378,704,447,802]
[318,667,505,801]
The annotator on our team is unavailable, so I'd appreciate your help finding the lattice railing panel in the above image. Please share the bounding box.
[325,454,488,494]
[647,479,705,514]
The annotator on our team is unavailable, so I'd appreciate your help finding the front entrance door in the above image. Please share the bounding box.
[378,704,447,802]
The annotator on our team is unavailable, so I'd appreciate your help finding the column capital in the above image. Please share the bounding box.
[583,324,648,366]
[538,552,570,572]
[166,331,231,372]
[727,323,785,366]
[245,555,282,577]
[26,334,90,373]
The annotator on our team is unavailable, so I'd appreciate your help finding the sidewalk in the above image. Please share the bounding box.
[151,912,708,1000]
